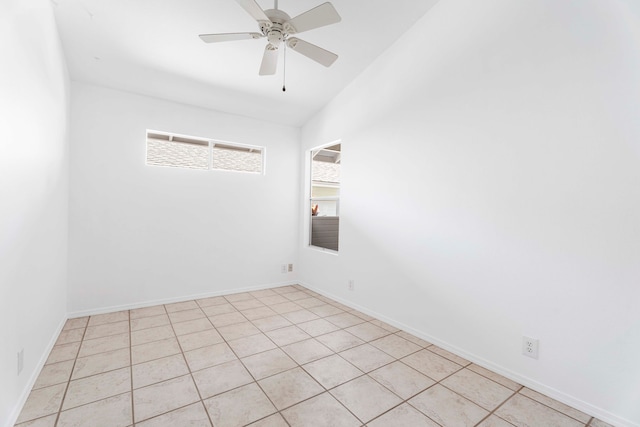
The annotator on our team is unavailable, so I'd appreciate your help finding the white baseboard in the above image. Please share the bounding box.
[4,315,67,427]
[67,280,299,318]
[299,282,637,427]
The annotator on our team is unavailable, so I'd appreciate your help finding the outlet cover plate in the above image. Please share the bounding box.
[522,336,539,359]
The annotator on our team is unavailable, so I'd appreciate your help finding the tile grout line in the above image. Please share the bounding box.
[246,288,391,426]
[218,290,418,424]
[510,391,593,426]
[159,301,215,427]
[361,350,486,426]
[213,290,305,425]
[52,320,89,427]
[470,386,522,427]
[128,308,136,426]
[215,288,360,425]
[205,300,289,426]
[126,302,211,426]
[247,288,364,426]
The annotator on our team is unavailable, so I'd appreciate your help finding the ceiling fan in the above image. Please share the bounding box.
[199,0,341,76]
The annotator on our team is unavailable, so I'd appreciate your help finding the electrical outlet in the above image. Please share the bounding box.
[288,264,293,272]
[348,280,355,291]
[17,349,24,375]
[281,264,287,274]
[522,336,539,359]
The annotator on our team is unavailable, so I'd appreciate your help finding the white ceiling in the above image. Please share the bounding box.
[52,0,439,126]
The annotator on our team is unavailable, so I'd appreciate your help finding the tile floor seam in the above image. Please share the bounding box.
[51,322,88,427]
[248,354,316,406]
[298,354,367,387]
[286,391,363,426]
[403,399,445,426]
[300,332,417,425]
[341,337,491,427]
[519,387,594,423]
[198,306,284,425]
[130,335,184,365]
[413,364,494,422]
[367,399,438,426]
[426,346,472,367]
[470,386,521,427]
[369,365,434,402]
[167,306,216,427]
[268,386,323,412]
[362,360,448,422]
[370,340,425,360]
[130,401,204,427]
[514,391,591,425]
[437,382,511,424]
[281,289,440,425]
[238,288,360,425]
[465,364,520,392]
[56,390,134,425]
[127,309,136,427]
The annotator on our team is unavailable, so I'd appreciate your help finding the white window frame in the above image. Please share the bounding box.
[146,129,266,175]
[307,140,341,253]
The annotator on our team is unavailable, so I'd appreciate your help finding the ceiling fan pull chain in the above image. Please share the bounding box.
[282,43,287,92]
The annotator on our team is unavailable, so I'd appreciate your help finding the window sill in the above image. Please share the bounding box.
[307,245,339,256]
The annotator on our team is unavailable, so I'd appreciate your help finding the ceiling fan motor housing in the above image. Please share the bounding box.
[267,26,284,47]
[264,9,291,48]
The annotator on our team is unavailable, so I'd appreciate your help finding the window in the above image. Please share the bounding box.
[309,143,340,251]
[147,133,209,170]
[146,130,264,174]
[212,143,262,173]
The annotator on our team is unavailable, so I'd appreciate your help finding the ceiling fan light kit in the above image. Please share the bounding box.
[199,0,341,76]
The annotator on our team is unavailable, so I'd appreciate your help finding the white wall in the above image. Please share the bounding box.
[68,83,300,314]
[299,1,640,426]
[0,1,70,425]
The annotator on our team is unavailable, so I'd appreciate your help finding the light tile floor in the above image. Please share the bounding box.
[15,285,614,427]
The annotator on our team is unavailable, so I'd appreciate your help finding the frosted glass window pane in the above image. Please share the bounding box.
[312,160,340,183]
[212,146,262,173]
[147,138,209,170]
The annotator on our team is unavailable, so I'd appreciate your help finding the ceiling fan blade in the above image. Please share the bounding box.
[235,0,270,23]
[259,46,278,75]
[199,32,263,43]
[287,2,341,34]
[287,38,338,67]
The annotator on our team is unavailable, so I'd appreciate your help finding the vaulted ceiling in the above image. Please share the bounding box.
[52,0,439,126]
